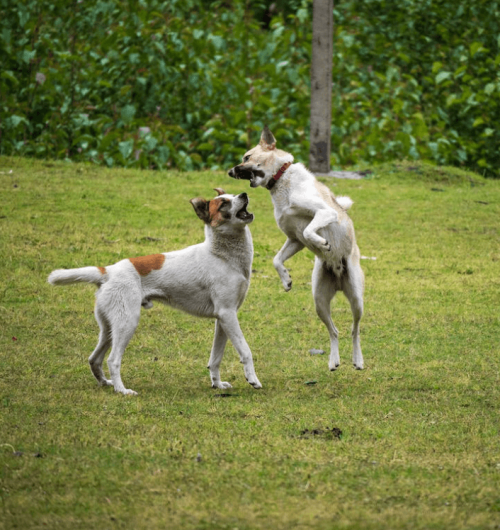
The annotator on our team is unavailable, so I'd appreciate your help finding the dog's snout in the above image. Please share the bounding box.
[239,192,248,200]
[228,167,236,178]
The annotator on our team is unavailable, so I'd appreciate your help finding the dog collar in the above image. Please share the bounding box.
[266,162,291,190]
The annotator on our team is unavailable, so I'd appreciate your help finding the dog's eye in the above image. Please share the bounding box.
[243,155,250,163]
[218,200,231,210]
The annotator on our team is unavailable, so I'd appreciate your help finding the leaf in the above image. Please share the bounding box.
[435,71,451,85]
[469,42,486,57]
[118,140,134,160]
[484,83,496,96]
[120,105,136,124]
[1,70,19,85]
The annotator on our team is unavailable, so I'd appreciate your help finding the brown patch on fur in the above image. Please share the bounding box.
[208,197,226,227]
[97,266,106,275]
[130,254,165,276]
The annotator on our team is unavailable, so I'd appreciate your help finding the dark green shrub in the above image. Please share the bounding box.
[1,0,499,176]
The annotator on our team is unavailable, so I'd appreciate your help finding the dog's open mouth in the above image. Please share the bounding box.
[229,167,265,188]
[236,199,254,222]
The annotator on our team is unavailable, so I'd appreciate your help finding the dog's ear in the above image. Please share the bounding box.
[259,125,276,151]
[213,188,226,196]
[190,197,210,223]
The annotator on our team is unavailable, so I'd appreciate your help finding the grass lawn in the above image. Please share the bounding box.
[1,156,499,529]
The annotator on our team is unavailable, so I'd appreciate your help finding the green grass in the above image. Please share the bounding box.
[1,156,499,529]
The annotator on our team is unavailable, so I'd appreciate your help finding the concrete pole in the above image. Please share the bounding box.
[309,0,333,174]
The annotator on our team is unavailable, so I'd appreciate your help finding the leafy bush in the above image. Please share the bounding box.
[1,0,499,176]
[333,0,500,176]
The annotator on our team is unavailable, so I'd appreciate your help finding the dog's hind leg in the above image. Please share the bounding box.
[342,258,364,370]
[104,293,142,395]
[217,310,262,389]
[312,257,340,370]
[273,238,304,291]
[208,319,232,389]
[88,307,112,387]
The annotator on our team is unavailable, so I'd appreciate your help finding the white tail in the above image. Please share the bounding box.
[48,266,105,286]
[335,196,354,210]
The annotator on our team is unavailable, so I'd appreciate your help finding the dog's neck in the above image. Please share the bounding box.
[265,162,292,190]
[205,225,253,280]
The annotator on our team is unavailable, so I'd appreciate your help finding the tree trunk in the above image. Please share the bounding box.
[309,0,333,174]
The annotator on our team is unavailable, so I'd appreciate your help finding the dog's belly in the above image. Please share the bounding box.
[277,212,309,241]
[148,285,216,319]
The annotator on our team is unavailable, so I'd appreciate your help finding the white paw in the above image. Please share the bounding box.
[248,377,263,389]
[212,381,233,389]
[100,379,113,387]
[279,272,292,291]
[317,238,331,252]
[329,352,340,371]
[116,388,138,396]
[353,355,364,370]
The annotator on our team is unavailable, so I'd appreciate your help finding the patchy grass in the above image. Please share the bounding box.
[1,156,499,530]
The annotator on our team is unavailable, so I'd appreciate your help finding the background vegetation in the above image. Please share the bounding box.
[1,156,500,528]
[1,0,499,176]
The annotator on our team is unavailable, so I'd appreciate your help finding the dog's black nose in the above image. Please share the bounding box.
[228,168,235,177]
[239,192,248,200]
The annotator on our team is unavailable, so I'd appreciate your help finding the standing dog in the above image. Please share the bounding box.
[228,127,364,371]
[48,189,262,395]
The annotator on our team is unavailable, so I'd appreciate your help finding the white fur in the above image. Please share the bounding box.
[48,192,262,395]
[335,196,354,210]
[229,131,364,370]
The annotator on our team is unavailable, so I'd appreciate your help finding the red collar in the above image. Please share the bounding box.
[266,162,291,190]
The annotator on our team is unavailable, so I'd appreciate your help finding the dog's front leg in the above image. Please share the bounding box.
[273,238,305,291]
[217,311,262,389]
[303,209,338,252]
[207,319,232,389]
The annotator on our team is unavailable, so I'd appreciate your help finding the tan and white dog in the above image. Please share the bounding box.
[228,127,364,371]
[48,189,262,395]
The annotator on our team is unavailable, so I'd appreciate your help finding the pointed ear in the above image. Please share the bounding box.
[190,197,210,223]
[259,125,276,151]
[213,188,226,196]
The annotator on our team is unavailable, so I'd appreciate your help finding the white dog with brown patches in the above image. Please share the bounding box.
[48,189,262,395]
[228,127,364,371]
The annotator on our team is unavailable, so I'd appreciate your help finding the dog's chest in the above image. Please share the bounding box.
[271,185,310,238]
[271,182,293,223]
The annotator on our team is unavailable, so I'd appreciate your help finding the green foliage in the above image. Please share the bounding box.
[0,0,311,171]
[333,0,500,176]
[1,0,499,175]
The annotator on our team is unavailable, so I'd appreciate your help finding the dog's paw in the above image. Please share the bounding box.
[353,353,364,370]
[100,379,113,387]
[116,388,138,396]
[283,280,292,292]
[329,352,340,371]
[316,238,331,252]
[246,376,262,389]
[212,381,233,390]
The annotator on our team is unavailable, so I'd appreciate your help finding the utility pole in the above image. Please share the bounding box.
[309,0,333,174]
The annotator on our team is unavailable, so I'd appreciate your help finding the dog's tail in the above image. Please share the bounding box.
[48,266,106,286]
[335,196,354,210]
